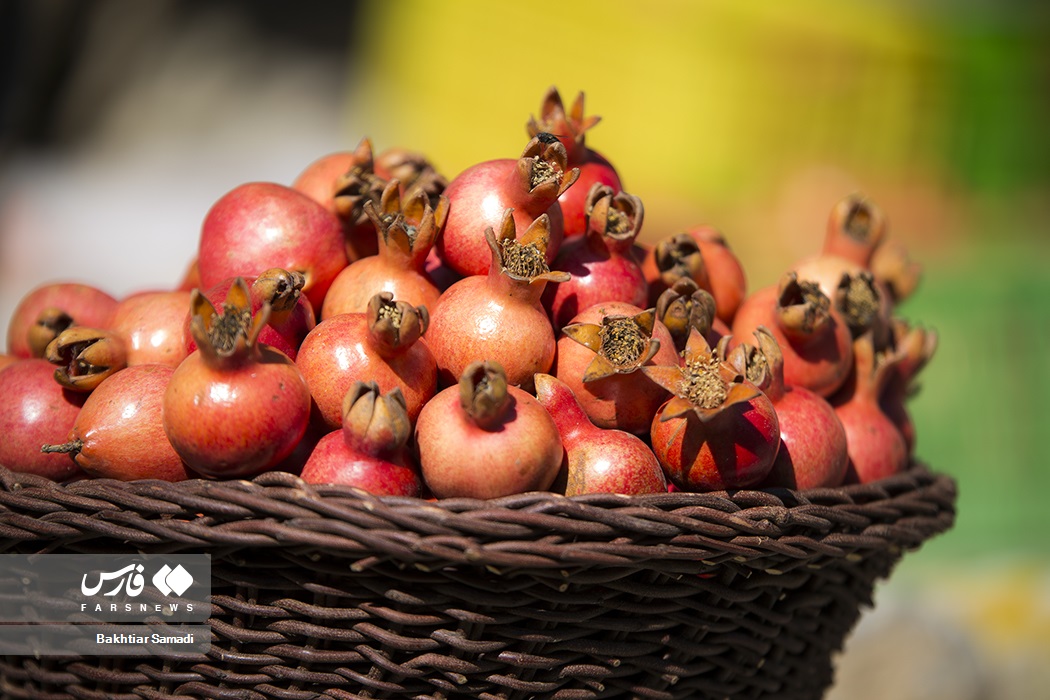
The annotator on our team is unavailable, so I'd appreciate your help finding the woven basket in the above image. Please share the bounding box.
[0,464,955,700]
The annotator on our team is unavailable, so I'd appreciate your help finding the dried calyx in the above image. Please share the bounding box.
[562,309,662,382]
[364,179,449,263]
[725,327,786,401]
[776,272,832,337]
[341,381,412,458]
[367,292,428,355]
[643,328,760,422]
[487,211,571,284]
[375,147,448,207]
[27,307,75,358]
[45,326,127,391]
[253,268,306,319]
[871,239,923,304]
[655,278,717,350]
[653,233,709,290]
[189,277,270,366]
[517,135,580,198]
[834,271,882,337]
[585,184,643,250]
[332,137,385,226]
[458,360,510,430]
[526,86,601,159]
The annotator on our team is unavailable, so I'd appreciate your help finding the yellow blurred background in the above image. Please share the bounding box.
[1,0,1048,696]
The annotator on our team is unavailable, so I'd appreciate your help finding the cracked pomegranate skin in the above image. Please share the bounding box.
[162,347,311,478]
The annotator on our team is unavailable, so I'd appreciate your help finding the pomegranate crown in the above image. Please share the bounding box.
[517,135,580,199]
[776,271,832,336]
[562,308,662,382]
[654,278,717,351]
[341,381,412,458]
[332,137,383,224]
[366,292,429,355]
[526,85,601,158]
[363,179,449,265]
[485,210,570,285]
[642,327,761,423]
[189,277,270,365]
[584,183,644,249]
[45,326,127,392]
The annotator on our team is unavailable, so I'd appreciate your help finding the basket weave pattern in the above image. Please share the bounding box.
[0,465,955,700]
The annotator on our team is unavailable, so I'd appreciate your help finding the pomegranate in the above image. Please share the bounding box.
[534,373,666,496]
[187,268,315,361]
[321,180,449,318]
[880,319,938,456]
[292,138,382,261]
[726,328,848,490]
[110,290,192,367]
[544,183,648,329]
[832,330,908,484]
[730,272,853,398]
[416,361,562,499]
[871,238,923,305]
[555,303,678,435]
[0,355,17,371]
[26,307,75,359]
[654,278,729,353]
[437,135,580,277]
[822,194,887,269]
[7,282,118,358]
[0,359,86,480]
[643,328,780,491]
[641,232,710,306]
[297,292,437,429]
[426,212,568,391]
[686,225,748,324]
[197,182,348,311]
[45,326,127,392]
[41,364,191,482]
[300,382,422,496]
[526,87,622,238]
[163,278,311,478]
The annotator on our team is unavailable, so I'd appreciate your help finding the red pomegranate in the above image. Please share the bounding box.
[685,225,748,325]
[7,282,118,358]
[197,182,348,311]
[163,278,311,478]
[415,361,563,499]
[437,135,580,277]
[643,328,780,492]
[0,359,86,480]
[526,87,622,239]
[300,382,422,496]
[554,303,678,435]
[110,290,192,368]
[544,184,648,330]
[297,293,437,429]
[426,212,568,391]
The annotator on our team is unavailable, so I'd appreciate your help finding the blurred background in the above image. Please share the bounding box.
[1,0,1048,696]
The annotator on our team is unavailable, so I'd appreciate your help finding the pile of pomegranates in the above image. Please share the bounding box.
[1,87,936,499]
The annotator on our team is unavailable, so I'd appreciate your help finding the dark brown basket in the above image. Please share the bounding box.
[0,464,955,700]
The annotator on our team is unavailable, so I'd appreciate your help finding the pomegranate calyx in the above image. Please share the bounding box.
[655,278,717,351]
[189,277,271,366]
[45,326,127,392]
[366,292,428,355]
[654,232,709,290]
[516,136,581,199]
[562,309,661,382]
[332,137,383,224]
[834,271,882,338]
[458,360,510,430]
[27,307,75,358]
[872,239,923,304]
[891,318,938,384]
[776,272,832,336]
[526,86,601,159]
[253,268,305,316]
[825,194,886,266]
[375,147,448,204]
[341,381,412,458]
[487,211,570,285]
[585,184,643,251]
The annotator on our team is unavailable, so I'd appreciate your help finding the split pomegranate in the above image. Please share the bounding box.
[41,364,191,482]
[526,87,622,238]
[544,184,648,329]
[0,359,86,480]
[296,292,436,428]
[437,135,580,277]
[300,382,422,496]
[726,328,848,489]
[832,330,909,484]
[163,278,311,478]
[197,182,348,311]
[321,180,449,318]
[534,373,666,496]
[7,282,118,359]
[416,361,562,499]
[731,272,853,398]
[554,302,678,435]
[426,212,568,391]
[643,328,780,491]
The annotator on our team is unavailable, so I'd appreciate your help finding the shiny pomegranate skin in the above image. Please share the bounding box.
[559,157,621,238]
[110,290,192,368]
[197,182,348,311]
[300,431,422,496]
[0,359,86,480]
[7,282,118,358]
